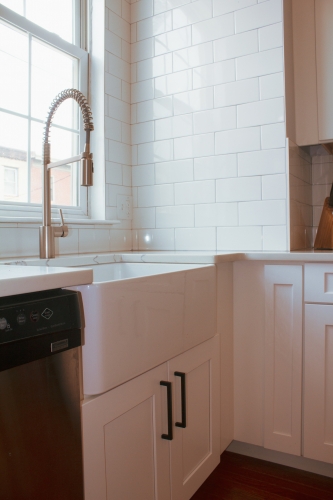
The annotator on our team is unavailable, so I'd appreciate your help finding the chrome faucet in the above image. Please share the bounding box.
[40,89,94,259]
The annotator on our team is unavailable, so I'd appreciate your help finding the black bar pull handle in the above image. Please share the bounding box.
[174,371,187,428]
[160,381,173,440]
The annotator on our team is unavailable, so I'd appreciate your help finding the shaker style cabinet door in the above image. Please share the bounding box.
[168,335,220,500]
[82,363,171,500]
[264,265,303,455]
[304,304,333,464]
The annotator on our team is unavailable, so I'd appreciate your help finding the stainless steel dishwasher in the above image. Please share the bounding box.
[0,288,84,500]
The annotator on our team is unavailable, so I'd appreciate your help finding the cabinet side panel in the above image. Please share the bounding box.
[316,0,333,141]
[234,262,265,446]
[292,0,319,145]
[264,265,302,456]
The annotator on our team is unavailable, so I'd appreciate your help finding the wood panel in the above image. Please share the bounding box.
[264,265,302,455]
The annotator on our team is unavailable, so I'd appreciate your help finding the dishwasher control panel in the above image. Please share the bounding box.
[0,289,82,345]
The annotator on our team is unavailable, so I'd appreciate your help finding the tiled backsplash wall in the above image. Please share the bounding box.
[131,0,289,251]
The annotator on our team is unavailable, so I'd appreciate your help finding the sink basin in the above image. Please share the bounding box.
[69,262,217,396]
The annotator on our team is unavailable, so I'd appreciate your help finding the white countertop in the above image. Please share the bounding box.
[0,265,93,298]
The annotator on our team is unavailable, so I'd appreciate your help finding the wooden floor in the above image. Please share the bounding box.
[190,452,333,500]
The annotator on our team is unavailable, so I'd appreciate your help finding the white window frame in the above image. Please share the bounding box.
[0,3,89,219]
[4,167,19,197]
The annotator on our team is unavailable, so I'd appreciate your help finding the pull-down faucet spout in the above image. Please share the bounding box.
[40,89,94,259]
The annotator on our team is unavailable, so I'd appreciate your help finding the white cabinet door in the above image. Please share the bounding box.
[168,336,220,500]
[264,265,302,455]
[82,363,171,500]
[304,304,333,464]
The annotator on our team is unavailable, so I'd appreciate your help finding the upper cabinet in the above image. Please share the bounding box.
[286,0,333,146]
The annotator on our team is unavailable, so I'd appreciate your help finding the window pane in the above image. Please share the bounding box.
[1,0,24,16]
[0,112,28,203]
[4,168,18,197]
[31,38,79,128]
[0,21,28,115]
[26,0,74,44]
[30,121,79,207]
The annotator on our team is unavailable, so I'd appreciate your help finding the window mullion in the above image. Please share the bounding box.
[27,32,32,204]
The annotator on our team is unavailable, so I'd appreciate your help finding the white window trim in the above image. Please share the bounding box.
[0,4,89,220]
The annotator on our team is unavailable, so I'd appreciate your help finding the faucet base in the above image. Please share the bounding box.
[39,226,55,259]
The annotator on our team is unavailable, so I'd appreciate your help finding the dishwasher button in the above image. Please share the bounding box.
[0,318,7,330]
[30,311,40,323]
[17,313,27,325]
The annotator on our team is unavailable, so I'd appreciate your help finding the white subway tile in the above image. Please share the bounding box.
[138,139,173,164]
[238,148,286,176]
[236,47,283,80]
[106,0,122,17]
[261,122,286,149]
[194,154,237,180]
[173,87,214,115]
[131,0,153,22]
[132,121,154,144]
[122,164,132,185]
[0,228,39,258]
[175,180,215,204]
[214,30,258,62]
[263,225,287,251]
[214,78,259,107]
[105,116,122,141]
[132,164,155,186]
[156,205,194,227]
[175,227,216,250]
[133,207,156,228]
[105,73,122,99]
[173,42,213,72]
[217,226,262,250]
[235,0,282,33]
[121,83,130,104]
[138,184,174,206]
[216,176,261,202]
[57,228,79,255]
[108,95,131,123]
[173,0,213,29]
[131,79,154,103]
[131,38,154,63]
[260,72,284,99]
[109,229,132,251]
[108,10,131,42]
[131,103,137,124]
[106,161,123,185]
[137,96,173,122]
[215,127,261,154]
[136,229,175,250]
[131,23,137,44]
[137,11,172,40]
[312,162,333,185]
[122,39,131,63]
[193,60,235,89]
[155,114,193,140]
[155,159,193,183]
[262,173,287,200]
[174,133,215,159]
[122,122,131,145]
[79,229,110,253]
[137,53,173,80]
[237,97,284,128]
[154,0,190,15]
[195,203,238,226]
[213,0,256,17]
[192,13,234,45]
[193,107,236,134]
[259,22,283,51]
[155,69,193,97]
[155,26,191,56]
[131,63,137,84]
[108,53,131,83]
[108,139,132,165]
[239,199,286,225]
[105,30,122,58]
[122,0,131,22]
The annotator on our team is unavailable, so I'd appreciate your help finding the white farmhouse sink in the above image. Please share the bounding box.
[69,262,217,396]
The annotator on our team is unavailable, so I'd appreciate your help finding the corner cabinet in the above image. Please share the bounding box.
[82,335,220,500]
[292,0,333,145]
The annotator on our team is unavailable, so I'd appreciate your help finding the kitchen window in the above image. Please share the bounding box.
[0,1,88,218]
[4,167,18,197]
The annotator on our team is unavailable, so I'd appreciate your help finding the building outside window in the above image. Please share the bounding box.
[3,167,18,197]
[0,1,88,217]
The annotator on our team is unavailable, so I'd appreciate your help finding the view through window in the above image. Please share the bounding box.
[0,1,87,211]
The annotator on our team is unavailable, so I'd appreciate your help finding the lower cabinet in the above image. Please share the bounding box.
[82,335,220,500]
[304,304,333,464]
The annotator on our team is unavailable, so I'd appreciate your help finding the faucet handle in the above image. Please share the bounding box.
[59,208,65,226]
[53,208,69,238]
